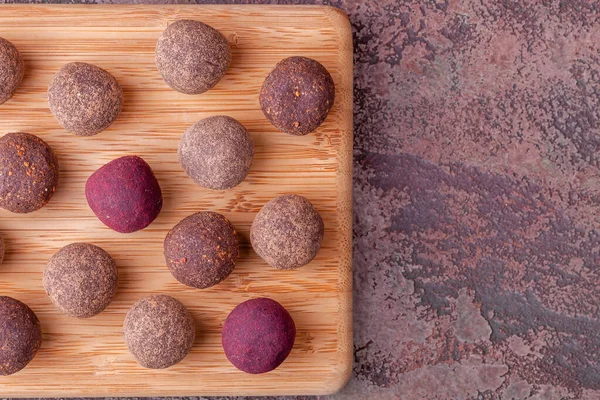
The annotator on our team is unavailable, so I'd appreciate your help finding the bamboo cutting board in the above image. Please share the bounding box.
[0,5,352,397]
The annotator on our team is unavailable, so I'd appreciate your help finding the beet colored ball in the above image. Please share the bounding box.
[0,296,42,376]
[123,295,195,369]
[251,194,324,270]
[0,132,59,213]
[0,37,24,105]
[48,62,123,136]
[85,155,162,233]
[260,56,335,135]
[43,243,118,318]
[164,211,239,289]
[222,298,295,374]
[156,19,231,95]
[178,116,254,190]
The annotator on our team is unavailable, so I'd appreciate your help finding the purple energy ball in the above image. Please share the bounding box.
[222,297,296,374]
[85,155,163,233]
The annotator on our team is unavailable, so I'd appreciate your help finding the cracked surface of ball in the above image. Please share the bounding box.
[124,295,195,369]
[0,132,59,213]
[156,19,231,95]
[48,62,123,136]
[0,37,24,105]
[0,296,42,376]
[43,243,118,319]
[260,56,335,135]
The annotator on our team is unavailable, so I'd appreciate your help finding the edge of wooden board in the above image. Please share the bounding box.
[0,4,354,396]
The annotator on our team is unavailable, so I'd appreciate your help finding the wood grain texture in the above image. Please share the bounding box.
[0,5,352,397]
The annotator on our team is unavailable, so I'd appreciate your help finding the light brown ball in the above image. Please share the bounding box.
[43,243,118,318]
[0,37,24,105]
[156,19,231,95]
[178,116,254,190]
[124,295,195,369]
[48,62,123,136]
[251,194,324,270]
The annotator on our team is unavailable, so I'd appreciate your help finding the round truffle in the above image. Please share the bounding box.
[164,211,238,289]
[222,297,295,374]
[43,243,118,318]
[0,296,42,376]
[123,295,195,369]
[156,19,231,95]
[0,132,59,213]
[260,56,335,136]
[48,62,123,136]
[0,38,24,105]
[85,155,163,233]
[251,194,324,270]
[178,116,254,190]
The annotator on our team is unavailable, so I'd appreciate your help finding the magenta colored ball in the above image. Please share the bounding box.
[222,298,296,374]
[85,155,163,233]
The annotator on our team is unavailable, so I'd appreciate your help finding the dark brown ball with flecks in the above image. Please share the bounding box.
[123,295,195,369]
[156,19,231,95]
[164,211,239,289]
[0,296,42,376]
[43,243,118,319]
[0,132,59,213]
[0,38,24,105]
[178,116,254,190]
[48,62,123,136]
[260,56,335,136]
[251,194,324,270]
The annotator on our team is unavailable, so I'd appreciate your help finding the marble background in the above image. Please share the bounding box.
[5,0,600,399]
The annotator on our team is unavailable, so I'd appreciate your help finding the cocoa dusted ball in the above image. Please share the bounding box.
[260,56,335,135]
[85,155,163,233]
[0,132,59,213]
[222,297,296,374]
[48,62,123,136]
[0,296,42,376]
[0,38,24,105]
[123,295,195,369]
[164,211,238,289]
[43,243,118,318]
[156,19,231,95]
[251,194,324,270]
[178,116,254,190]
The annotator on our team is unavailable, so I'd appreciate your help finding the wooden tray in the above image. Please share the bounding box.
[0,5,352,397]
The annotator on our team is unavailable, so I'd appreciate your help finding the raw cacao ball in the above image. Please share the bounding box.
[251,194,324,270]
[123,295,195,369]
[43,243,118,318]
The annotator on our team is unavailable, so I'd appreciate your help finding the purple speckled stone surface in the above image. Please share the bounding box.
[8,0,600,398]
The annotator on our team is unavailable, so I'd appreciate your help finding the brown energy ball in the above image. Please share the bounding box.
[0,296,42,376]
[123,295,195,369]
[156,19,231,95]
[48,62,123,136]
[0,132,59,213]
[251,194,324,270]
[178,116,254,190]
[164,211,239,289]
[260,56,335,136]
[43,243,118,319]
[0,38,24,105]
